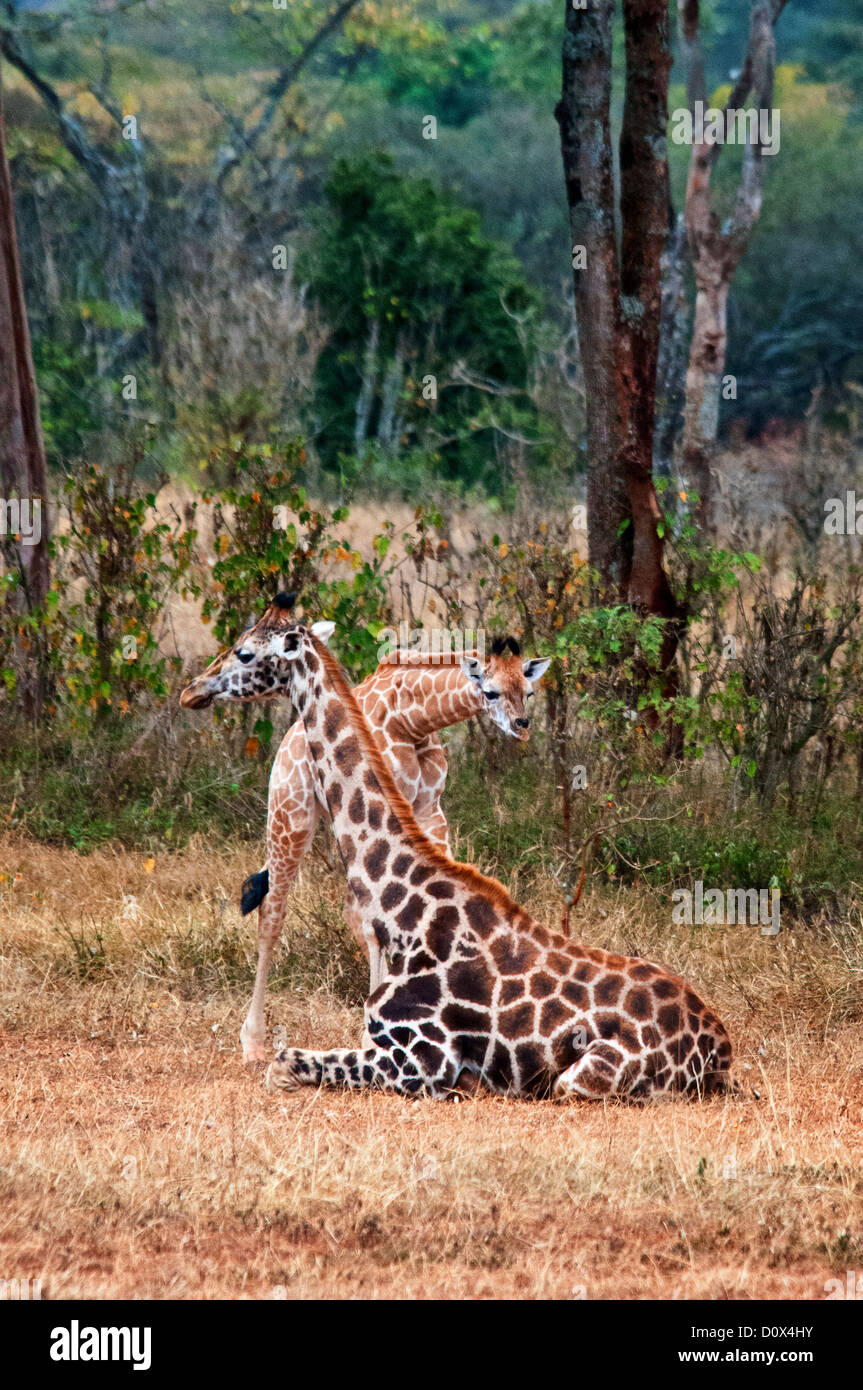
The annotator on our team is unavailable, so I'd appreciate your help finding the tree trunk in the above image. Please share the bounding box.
[0,67,49,599]
[679,0,786,528]
[556,0,677,629]
[556,0,630,598]
[0,65,50,713]
[682,235,729,522]
[377,334,407,454]
[354,318,379,452]
[653,213,689,480]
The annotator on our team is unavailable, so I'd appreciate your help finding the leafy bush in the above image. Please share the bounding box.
[1,448,197,720]
[201,442,399,690]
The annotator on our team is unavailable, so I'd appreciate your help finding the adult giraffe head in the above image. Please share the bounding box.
[179,593,334,709]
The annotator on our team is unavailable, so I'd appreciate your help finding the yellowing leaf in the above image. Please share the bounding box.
[143,858,155,874]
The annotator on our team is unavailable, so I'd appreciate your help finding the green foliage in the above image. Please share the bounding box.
[53,458,198,717]
[0,723,269,852]
[306,152,538,488]
[720,68,863,429]
[443,748,558,882]
[32,337,103,466]
[1,450,197,720]
[368,17,498,125]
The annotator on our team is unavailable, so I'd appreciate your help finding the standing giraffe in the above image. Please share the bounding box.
[180,605,549,1062]
[185,598,734,1100]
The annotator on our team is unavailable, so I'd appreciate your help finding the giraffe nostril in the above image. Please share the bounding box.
[514,717,529,729]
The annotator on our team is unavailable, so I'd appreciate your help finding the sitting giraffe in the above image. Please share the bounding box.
[185,597,734,1101]
[181,612,549,1063]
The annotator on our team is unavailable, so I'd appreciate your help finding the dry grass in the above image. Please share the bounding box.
[1,835,861,1300]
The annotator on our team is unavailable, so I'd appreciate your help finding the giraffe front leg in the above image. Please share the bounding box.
[240,877,293,1064]
[343,894,385,998]
[416,806,451,856]
[242,733,320,1065]
[266,1045,445,1098]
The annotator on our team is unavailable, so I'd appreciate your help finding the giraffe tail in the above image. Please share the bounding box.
[241,868,269,915]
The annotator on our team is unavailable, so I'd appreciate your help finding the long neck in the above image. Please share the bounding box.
[360,662,483,740]
[294,649,437,924]
[291,642,533,960]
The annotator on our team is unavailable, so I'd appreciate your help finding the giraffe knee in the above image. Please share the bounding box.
[266,1049,319,1093]
[554,1042,636,1100]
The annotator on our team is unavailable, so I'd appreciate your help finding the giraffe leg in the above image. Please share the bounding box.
[340,895,384,1049]
[553,1040,641,1100]
[240,877,294,1064]
[241,737,319,1064]
[343,895,383,999]
[266,1043,455,1099]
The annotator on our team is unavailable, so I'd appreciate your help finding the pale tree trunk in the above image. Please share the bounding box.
[354,318,379,452]
[376,334,407,454]
[654,213,689,481]
[0,65,50,713]
[680,0,787,528]
[556,0,678,632]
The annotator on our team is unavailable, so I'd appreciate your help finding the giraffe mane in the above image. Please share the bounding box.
[375,640,523,672]
[314,639,526,917]
[376,649,484,670]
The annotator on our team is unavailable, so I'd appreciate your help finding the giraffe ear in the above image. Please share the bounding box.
[523,656,551,684]
[461,656,484,685]
[311,620,335,645]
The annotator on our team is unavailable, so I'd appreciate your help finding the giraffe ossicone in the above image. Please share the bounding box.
[180,600,548,1062]
[187,599,734,1101]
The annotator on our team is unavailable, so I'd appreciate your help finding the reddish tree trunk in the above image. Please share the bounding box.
[0,65,50,711]
[556,0,678,632]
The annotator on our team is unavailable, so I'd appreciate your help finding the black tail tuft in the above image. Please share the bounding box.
[241,868,270,915]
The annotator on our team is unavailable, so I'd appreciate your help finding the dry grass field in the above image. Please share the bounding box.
[1,833,861,1301]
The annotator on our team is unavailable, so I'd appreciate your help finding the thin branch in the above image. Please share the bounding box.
[211,0,363,197]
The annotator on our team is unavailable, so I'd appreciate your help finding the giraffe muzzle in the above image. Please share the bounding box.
[179,681,215,710]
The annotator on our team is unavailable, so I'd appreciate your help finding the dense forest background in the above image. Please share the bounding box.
[5,0,863,496]
[3,0,863,863]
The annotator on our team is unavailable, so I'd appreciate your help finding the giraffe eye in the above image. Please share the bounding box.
[486,691,500,700]
[235,649,254,664]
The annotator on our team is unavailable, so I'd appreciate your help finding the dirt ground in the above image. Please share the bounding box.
[0,839,861,1300]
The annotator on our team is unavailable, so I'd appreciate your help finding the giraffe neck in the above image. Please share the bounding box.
[387,664,483,739]
[289,642,518,953]
[293,650,437,922]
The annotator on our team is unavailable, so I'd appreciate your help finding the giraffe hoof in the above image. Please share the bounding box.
[240,1045,268,1067]
[241,1042,270,1066]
